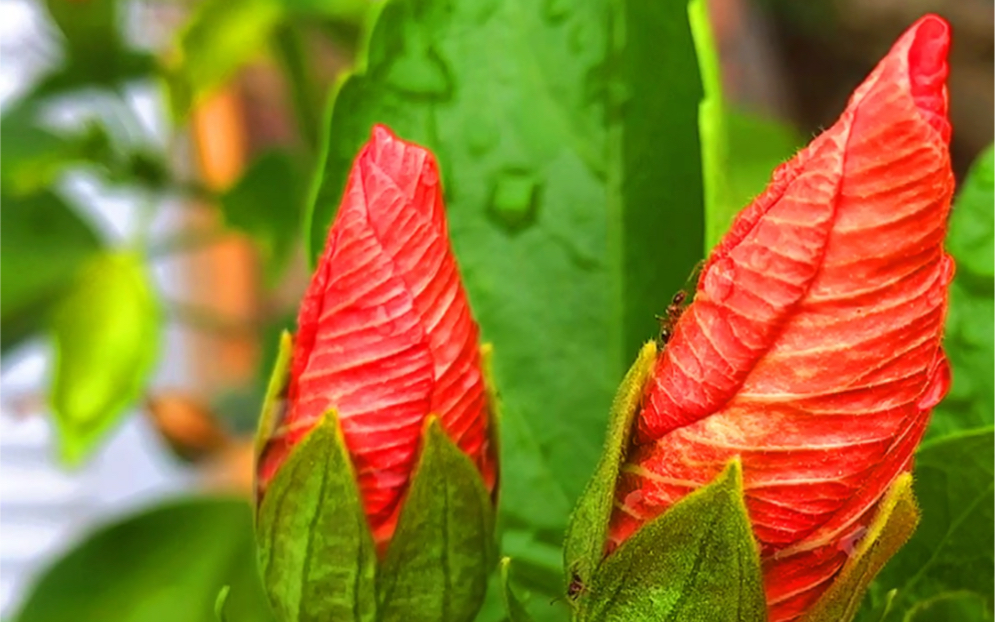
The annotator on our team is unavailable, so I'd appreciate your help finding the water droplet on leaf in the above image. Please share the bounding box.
[568,21,590,54]
[386,46,454,100]
[466,115,499,156]
[487,169,541,232]
[467,0,499,24]
[543,0,570,22]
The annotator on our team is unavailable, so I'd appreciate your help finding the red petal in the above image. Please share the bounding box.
[611,15,954,621]
[258,126,495,545]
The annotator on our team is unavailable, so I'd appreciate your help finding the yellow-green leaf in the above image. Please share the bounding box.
[50,251,159,465]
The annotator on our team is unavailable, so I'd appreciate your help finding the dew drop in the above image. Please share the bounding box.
[487,169,542,232]
[703,257,736,303]
[917,355,951,410]
[750,247,773,271]
[466,0,500,24]
[624,489,644,507]
[465,115,499,156]
[837,525,868,556]
[373,306,395,336]
[386,46,454,100]
[543,0,570,22]
[939,253,955,286]
[568,21,589,54]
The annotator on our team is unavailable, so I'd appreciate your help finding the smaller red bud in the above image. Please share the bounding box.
[256,125,497,548]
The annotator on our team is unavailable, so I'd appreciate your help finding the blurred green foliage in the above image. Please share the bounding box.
[15,499,275,622]
[858,428,995,622]
[928,145,995,440]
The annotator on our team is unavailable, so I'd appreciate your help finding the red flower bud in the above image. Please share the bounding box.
[257,125,496,547]
[609,15,954,621]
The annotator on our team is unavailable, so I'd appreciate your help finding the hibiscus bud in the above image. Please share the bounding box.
[567,14,955,622]
[254,125,497,622]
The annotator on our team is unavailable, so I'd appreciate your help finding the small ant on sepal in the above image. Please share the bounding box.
[567,572,586,600]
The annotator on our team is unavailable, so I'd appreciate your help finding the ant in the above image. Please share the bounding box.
[656,290,689,347]
[562,571,587,603]
[567,574,586,600]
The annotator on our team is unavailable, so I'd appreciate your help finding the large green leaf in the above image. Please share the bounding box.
[858,428,995,622]
[221,150,305,285]
[609,0,705,354]
[927,145,994,439]
[304,1,706,612]
[50,252,160,465]
[15,498,275,622]
[0,190,102,353]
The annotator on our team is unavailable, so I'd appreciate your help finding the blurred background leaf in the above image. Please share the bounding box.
[0,190,103,354]
[857,428,995,622]
[926,145,994,440]
[1,107,108,196]
[14,498,275,622]
[30,0,155,100]
[691,0,802,250]
[50,252,160,465]
[903,592,991,622]
[166,0,284,117]
[220,150,304,286]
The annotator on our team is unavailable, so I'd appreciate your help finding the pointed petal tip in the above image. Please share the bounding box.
[371,123,397,144]
[904,14,951,141]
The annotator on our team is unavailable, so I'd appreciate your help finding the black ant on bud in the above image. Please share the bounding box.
[656,290,689,347]
[567,572,587,601]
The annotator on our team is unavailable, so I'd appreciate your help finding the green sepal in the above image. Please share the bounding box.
[800,473,920,622]
[564,341,657,596]
[500,557,536,622]
[377,417,496,622]
[256,411,378,622]
[580,459,766,622]
[254,329,293,460]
